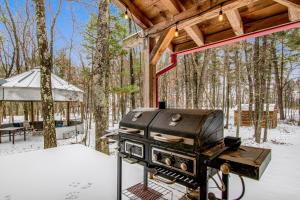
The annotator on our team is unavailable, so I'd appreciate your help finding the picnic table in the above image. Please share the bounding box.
[0,127,26,144]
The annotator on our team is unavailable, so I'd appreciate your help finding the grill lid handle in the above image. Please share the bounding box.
[153,134,183,143]
[171,113,182,122]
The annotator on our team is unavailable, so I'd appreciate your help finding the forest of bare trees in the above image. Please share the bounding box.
[0,1,299,150]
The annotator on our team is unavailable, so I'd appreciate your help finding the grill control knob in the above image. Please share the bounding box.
[180,163,188,171]
[165,158,172,166]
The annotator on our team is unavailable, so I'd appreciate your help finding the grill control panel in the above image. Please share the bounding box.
[151,147,196,176]
[124,140,144,158]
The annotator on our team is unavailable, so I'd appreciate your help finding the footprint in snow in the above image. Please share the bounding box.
[81,182,93,190]
[65,191,79,200]
[3,195,11,200]
[69,182,80,188]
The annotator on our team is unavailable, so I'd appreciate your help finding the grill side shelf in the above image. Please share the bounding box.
[203,145,271,180]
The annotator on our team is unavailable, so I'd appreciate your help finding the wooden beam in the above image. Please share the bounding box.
[226,9,244,35]
[67,102,70,126]
[80,102,84,123]
[161,0,183,14]
[122,31,143,49]
[288,7,300,21]
[174,12,289,52]
[162,0,205,46]
[184,26,205,46]
[145,0,260,35]
[150,27,176,66]
[143,37,156,107]
[111,0,153,29]
[273,0,300,21]
[30,101,34,123]
[273,0,300,9]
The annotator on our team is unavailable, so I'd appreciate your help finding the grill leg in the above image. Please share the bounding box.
[143,166,148,189]
[222,173,229,200]
[117,152,122,200]
[199,165,208,200]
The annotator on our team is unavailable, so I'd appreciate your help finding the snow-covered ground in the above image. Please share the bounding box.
[0,112,299,199]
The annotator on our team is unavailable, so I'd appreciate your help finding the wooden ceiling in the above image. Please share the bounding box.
[114,0,300,53]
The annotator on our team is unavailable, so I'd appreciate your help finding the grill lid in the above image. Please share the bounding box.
[149,109,224,140]
[119,108,160,130]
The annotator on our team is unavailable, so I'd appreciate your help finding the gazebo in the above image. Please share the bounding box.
[0,68,84,139]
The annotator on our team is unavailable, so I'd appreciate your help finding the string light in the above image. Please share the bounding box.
[175,23,179,37]
[218,5,224,21]
[124,7,129,19]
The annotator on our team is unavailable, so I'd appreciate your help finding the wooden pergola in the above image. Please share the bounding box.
[113,0,300,107]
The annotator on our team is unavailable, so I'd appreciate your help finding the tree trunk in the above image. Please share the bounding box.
[263,53,272,142]
[191,54,199,108]
[120,56,126,117]
[94,0,110,154]
[272,37,285,120]
[211,50,217,108]
[128,19,135,109]
[224,48,230,129]
[243,41,254,125]
[253,37,262,143]
[34,0,57,149]
[183,55,189,108]
[235,48,241,137]
[198,50,209,108]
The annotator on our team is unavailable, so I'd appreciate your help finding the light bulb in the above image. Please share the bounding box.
[218,10,223,21]
[175,28,179,37]
[124,10,128,19]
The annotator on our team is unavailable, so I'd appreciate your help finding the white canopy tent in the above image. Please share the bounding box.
[0,68,83,102]
[0,68,84,125]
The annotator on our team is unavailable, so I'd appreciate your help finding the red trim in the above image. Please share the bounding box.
[154,20,300,107]
[155,54,177,107]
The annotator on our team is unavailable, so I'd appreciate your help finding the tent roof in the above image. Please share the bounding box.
[2,68,83,93]
[0,68,84,102]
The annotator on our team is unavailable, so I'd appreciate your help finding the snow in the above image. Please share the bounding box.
[0,145,144,200]
[0,110,300,199]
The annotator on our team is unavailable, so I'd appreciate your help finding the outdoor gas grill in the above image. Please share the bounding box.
[113,108,271,200]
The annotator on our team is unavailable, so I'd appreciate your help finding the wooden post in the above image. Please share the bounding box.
[144,28,176,107]
[67,102,70,126]
[143,37,156,107]
[80,102,84,122]
[30,101,34,123]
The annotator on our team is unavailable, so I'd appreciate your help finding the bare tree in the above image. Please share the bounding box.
[94,0,110,154]
[34,0,57,148]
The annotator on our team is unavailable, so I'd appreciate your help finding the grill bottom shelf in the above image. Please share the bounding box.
[122,181,173,200]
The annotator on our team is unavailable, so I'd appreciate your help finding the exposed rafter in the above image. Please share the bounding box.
[273,0,300,21]
[161,0,205,46]
[273,0,300,9]
[145,0,261,35]
[184,26,205,46]
[226,9,244,35]
[288,7,300,21]
[111,0,153,29]
[174,12,289,52]
[150,27,176,66]
[161,0,183,15]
